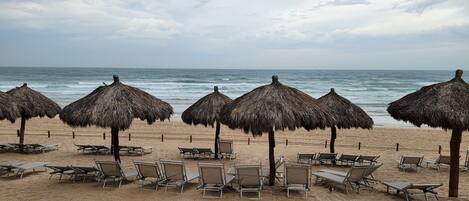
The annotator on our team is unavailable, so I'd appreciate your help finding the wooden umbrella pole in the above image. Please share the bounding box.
[111,127,121,162]
[268,130,276,186]
[449,128,462,197]
[214,121,221,159]
[19,116,26,152]
[330,126,337,153]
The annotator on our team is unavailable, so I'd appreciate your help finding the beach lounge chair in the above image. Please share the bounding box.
[178,147,196,159]
[47,165,75,181]
[120,145,152,156]
[383,181,442,201]
[95,160,138,188]
[235,165,263,199]
[356,155,380,164]
[336,154,359,166]
[284,163,311,198]
[318,163,383,186]
[0,144,16,152]
[463,150,469,171]
[133,161,163,190]
[297,153,316,164]
[159,159,199,193]
[198,162,235,198]
[314,153,337,165]
[425,155,451,171]
[0,161,24,177]
[218,140,237,159]
[13,162,48,179]
[313,166,369,193]
[396,156,424,171]
[70,165,99,182]
[194,148,216,159]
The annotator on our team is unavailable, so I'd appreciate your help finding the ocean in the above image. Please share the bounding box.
[0,67,465,127]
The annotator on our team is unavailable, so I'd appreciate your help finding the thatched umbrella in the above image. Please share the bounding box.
[221,75,334,185]
[388,69,469,197]
[0,91,18,123]
[318,88,373,153]
[60,75,173,162]
[182,86,232,159]
[7,84,61,149]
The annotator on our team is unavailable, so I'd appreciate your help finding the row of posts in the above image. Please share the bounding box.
[15,129,445,154]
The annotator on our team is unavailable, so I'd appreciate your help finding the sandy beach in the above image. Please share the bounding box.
[1,117,468,201]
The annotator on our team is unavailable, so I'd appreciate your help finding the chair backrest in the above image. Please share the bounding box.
[235,165,261,187]
[275,156,285,170]
[95,161,123,177]
[357,155,380,163]
[339,154,359,161]
[436,155,451,165]
[345,166,369,183]
[179,147,193,153]
[465,150,469,167]
[218,140,233,154]
[401,156,423,165]
[198,162,225,185]
[160,160,186,182]
[284,163,310,186]
[363,163,382,177]
[318,153,337,160]
[134,161,160,179]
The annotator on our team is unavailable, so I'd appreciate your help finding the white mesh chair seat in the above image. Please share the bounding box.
[396,156,424,171]
[160,159,198,193]
[284,163,311,198]
[198,162,234,198]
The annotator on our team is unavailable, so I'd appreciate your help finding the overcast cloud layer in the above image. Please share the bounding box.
[0,0,468,69]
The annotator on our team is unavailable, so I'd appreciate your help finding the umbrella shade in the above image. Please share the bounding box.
[60,75,173,161]
[221,75,334,185]
[182,86,232,158]
[0,91,18,123]
[7,84,61,148]
[318,88,373,153]
[388,69,469,197]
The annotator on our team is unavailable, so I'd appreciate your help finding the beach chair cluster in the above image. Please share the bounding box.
[297,153,380,166]
[0,143,58,154]
[396,154,463,171]
[74,144,152,156]
[0,161,48,179]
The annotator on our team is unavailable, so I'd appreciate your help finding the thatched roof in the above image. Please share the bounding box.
[60,75,173,130]
[7,83,61,119]
[318,88,373,129]
[388,69,469,130]
[0,91,18,123]
[182,86,232,127]
[220,75,335,136]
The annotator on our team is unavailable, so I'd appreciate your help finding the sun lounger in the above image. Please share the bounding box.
[297,153,316,164]
[463,150,469,171]
[95,160,138,188]
[284,163,311,198]
[356,155,380,164]
[396,156,424,171]
[313,166,369,193]
[178,147,196,159]
[424,155,451,171]
[13,162,48,179]
[0,144,16,152]
[218,140,237,159]
[159,159,199,193]
[383,181,442,201]
[0,161,25,176]
[318,163,383,186]
[198,162,235,198]
[8,143,58,154]
[120,145,152,156]
[47,165,75,181]
[133,161,163,190]
[194,148,215,159]
[235,165,263,199]
[70,165,99,181]
[336,154,359,166]
[75,144,110,154]
[314,153,338,165]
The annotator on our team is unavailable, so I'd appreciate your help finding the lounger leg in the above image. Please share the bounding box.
[119,179,122,188]
[287,188,290,197]
[220,189,223,198]
[103,179,106,189]
[180,185,184,193]
[203,188,206,198]
[240,190,243,199]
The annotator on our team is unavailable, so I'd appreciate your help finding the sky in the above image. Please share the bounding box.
[0,0,468,70]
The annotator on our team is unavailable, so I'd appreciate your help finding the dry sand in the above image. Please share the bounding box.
[1,118,468,201]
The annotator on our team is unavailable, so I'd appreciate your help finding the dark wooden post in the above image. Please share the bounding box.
[330,126,337,153]
[47,130,50,138]
[438,145,442,154]
[214,121,221,159]
[396,143,399,152]
[128,133,131,141]
[248,137,250,145]
[17,129,19,137]
[161,134,164,142]
[449,128,462,197]
[268,130,276,186]
[358,142,361,150]
[72,131,75,139]
[285,139,288,146]
[103,132,106,140]
[190,135,192,143]
[111,127,120,162]
[325,140,327,148]
[19,117,26,152]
